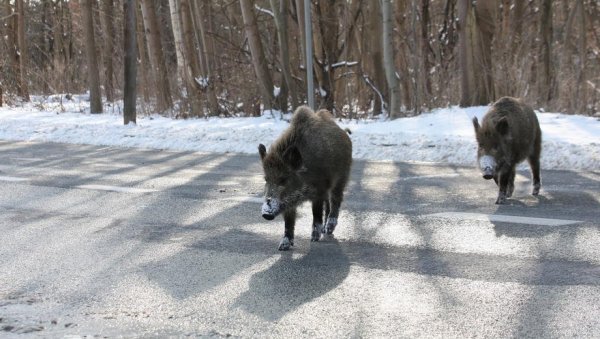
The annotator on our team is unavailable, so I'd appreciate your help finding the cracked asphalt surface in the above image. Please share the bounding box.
[1,140,599,337]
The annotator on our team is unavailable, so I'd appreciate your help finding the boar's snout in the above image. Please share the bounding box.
[482,169,494,180]
[261,197,281,220]
[262,213,275,220]
[479,155,497,180]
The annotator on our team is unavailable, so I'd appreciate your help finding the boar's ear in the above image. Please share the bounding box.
[258,144,267,160]
[472,117,480,133]
[283,146,303,170]
[495,117,509,136]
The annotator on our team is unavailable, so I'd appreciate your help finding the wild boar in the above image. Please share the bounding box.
[258,106,352,250]
[472,97,542,204]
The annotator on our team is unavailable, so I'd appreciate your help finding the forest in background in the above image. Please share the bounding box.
[0,0,599,119]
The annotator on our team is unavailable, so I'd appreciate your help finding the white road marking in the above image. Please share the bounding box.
[400,173,460,181]
[76,184,158,194]
[226,196,264,204]
[0,175,29,182]
[426,212,581,226]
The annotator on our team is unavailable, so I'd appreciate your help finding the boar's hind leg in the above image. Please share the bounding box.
[324,183,345,235]
[279,209,296,251]
[528,155,541,196]
[311,200,325,242]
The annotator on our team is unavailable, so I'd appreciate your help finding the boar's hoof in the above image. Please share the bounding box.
[311,224,323,242]
[278,236,293,251]
[495,192,507,205]
[532,183,540,196]
[324,217,338,235]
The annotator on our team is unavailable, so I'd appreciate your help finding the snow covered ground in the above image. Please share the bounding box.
[0,95,598,171]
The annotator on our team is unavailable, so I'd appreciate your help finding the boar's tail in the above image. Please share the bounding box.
[344,128,352,135]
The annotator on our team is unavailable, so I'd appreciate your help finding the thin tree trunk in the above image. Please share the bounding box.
[168,0,185,83]
[294,0,307,94]
[191,0,221,116]
[382,0,401,119]
[474,0,495,103]
[100,0,115,102]
[141,0,173,112]
[16,0,29,101]
[368,1,386,115]
[458,0,495,106]
[80,0,102,113]
[410,0,421,114]
[395,0,412,110]
[270,0,298,110]
[123,0,137,124]
[240,0,275,111]
[136,3,149,105]
[180,0,205,116]
[538,0,554,103]
[420,0,432,97]
[574,0,586,113]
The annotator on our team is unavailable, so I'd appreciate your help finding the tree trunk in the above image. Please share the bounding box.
[410,0,421,114]
[168,0,185,82]
[141,0,173,112]
[80,0,102,113]
[240,0,276,111]
[382,0,401,119]
[180,0,205,117]
[136,3,150,105]
[368,1,386,115]
[270,0,298,110]
[314,0,338,112]
[395,0,412,110]
[191,0,221,116]
[538,0,554,103]
[100,0,115,102]
[123,0,137,124]
[16,0,29,101]
[574,0,586,113]
[458,0,495,107]
[420,0,432,97]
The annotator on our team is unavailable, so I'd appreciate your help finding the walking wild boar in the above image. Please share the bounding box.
[472,97,542,204]
[258,106,352,250]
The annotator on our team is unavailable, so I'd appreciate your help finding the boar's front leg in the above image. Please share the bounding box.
[496,167,512,204]
[279,209,296,251]
[311,200,324,242]
[528,154,541,196]
[506,167,516,198]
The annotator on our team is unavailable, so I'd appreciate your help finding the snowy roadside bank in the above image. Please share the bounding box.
[0,97,598,171]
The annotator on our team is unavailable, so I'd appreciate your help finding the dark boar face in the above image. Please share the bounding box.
[472,117,510,180]
[258,144,306,220]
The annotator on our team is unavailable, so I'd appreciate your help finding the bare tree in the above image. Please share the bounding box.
[123,0,136,124]
[458,0,495,107]
[270,0,298,110]
[538,0,554,103]
[190,0,221,116]
[100,0,115,102]
[367,1,387,114]
[140,0,173,112]
[80,0,102,113]
[381,0,401,118]
[240,0,276,111]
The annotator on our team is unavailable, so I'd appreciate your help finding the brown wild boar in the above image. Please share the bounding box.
[258,106,352,250]
[472,97,542,204]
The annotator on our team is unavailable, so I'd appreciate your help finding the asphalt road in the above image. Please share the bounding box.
[1,140,599,338]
